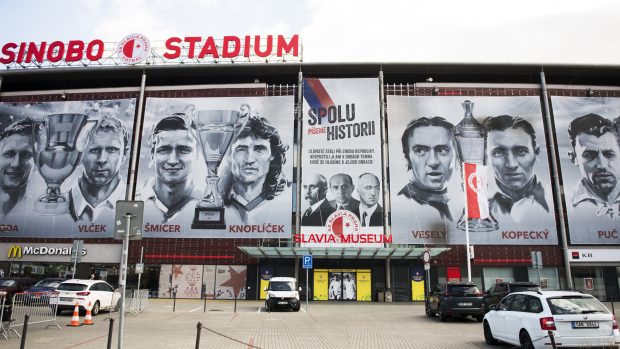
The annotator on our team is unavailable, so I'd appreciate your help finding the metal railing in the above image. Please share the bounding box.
[0,293,9,339]
[124,290,149,317]
[4,292,60,339]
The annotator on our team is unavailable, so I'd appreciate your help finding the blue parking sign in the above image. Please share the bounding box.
[302,255,312,269]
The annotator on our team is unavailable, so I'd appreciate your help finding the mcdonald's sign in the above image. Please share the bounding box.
[7,245,22,259]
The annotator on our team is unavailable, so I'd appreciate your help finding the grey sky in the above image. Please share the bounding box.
[2,0,619,64]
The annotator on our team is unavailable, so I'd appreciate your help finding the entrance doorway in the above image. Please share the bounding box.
[328,271,357,300]
[313,268,371,301]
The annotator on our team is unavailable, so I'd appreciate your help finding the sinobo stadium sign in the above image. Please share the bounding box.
[0,34,301,69]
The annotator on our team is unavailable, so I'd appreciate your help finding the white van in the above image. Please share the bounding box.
[264,277,301,312]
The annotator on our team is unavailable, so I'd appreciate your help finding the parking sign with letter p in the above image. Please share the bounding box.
[302,255,312,269]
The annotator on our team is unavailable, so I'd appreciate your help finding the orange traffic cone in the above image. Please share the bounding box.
[68,302,82,327]
[83,302,93,325]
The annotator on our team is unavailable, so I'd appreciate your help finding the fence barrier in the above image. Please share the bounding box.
[5,292,62,339]
[0,292,10,339]
[124,290,149,317]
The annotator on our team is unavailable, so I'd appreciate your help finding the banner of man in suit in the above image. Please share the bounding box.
[299,78,386,247]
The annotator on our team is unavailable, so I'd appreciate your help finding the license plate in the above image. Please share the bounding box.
[458,302,472,307]
[278,301,288,305]
[60,297,74,302]
[572,321,599,328]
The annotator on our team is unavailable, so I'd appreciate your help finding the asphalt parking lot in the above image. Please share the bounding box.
[5,299,612,349]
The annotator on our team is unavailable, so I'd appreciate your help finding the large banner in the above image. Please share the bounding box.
[299,78,385,246]
[157,264,247,299]
[387,96,558,245]
[551,96,620,244]
[137,95,294,238]
[0,99,136,237]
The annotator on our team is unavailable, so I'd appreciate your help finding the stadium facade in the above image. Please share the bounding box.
[0,34,619,302]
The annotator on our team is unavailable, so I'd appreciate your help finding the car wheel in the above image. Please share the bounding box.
[293,305,300,312]
[483,321,498,345]
[265,301,270,313]
[438,308,447,322]
[91,301,100,316]
[519,330,534,349]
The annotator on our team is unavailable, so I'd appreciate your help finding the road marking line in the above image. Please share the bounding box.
[257,307,262,313]
[189,306,202,313]
[301,307,307,313]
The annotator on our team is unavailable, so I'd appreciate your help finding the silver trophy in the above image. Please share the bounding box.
[454,100,498,231]
[191,107,249,229]
[35,113,88,215]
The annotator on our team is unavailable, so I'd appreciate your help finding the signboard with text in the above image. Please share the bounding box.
[299,78,386,247]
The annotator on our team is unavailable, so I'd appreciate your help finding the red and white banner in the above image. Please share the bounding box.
[464,162,489,219]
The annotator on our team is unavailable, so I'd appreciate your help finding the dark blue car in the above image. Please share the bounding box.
[24,278,65,301]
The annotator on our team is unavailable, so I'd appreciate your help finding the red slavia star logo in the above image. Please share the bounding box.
[326,210,361,242]
[172,264,184,279]
[117,33,150,64]
[220,266,247,298]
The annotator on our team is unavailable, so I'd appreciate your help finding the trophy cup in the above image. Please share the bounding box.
[454,100,498,232]
[35,113,88,215]
[191,108,248,229]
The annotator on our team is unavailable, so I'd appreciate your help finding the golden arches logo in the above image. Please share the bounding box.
[7,245,22,259]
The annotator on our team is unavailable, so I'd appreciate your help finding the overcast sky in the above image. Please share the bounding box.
[2,0,619,65]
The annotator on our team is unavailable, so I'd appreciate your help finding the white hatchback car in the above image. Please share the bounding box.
[483,290,620,348]
[50,279,120,316]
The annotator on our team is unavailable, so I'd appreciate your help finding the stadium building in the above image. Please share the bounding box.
[0,34,618,302]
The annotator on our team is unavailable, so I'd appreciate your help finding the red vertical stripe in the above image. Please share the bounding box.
[465,163,482,219]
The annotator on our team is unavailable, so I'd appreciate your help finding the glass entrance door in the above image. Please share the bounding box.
[328,271,357,301]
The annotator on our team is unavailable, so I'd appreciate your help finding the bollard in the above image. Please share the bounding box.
[611,297,615,315]
[203,293,207,313]
[107,318,115,349]
[173,291,177,312]
[195,322,202,349]
[19,314,29,349]
[548,330,557,349]
[234,293,237,313]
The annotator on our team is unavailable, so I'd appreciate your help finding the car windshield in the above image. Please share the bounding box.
[512,285,541,292]
[448,285,480,295]
[34,280,62,288]
[57,283,88,291]
[547,296,609,315]
[0,280,16,287]
[269,281,295,291]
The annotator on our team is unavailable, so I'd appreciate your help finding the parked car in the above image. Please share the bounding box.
[0,277,36,321]
[483,281,541,312]
[264,277,301,312]
[24,278,66,301]
[483,290,620,349]
[49,279,120,316]
[425,282,485,322]
[0,277,36,303]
